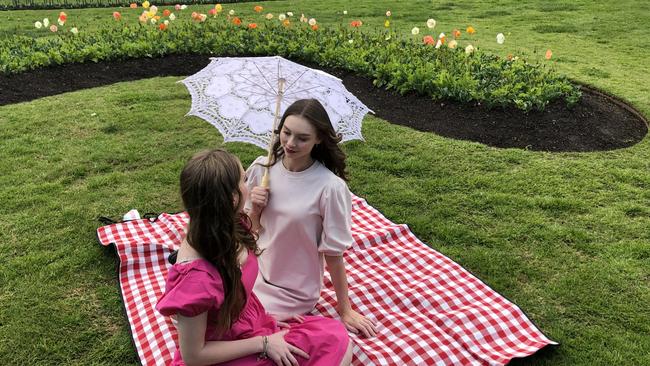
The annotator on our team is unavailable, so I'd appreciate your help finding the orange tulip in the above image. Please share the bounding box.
[113,12,122,21]
[311,24,319,31]
[159,23,167,31]
[545,49,553,60]
[248,23,258,29]
[282,19,290,27]
[423,35,435,45]
[130,3,137,9]
[232,16,242,25]
[350,20,362,27]
[163,9,171,17]
[453,29,461,38]
[254,5,263,13]
[466,26,475,35]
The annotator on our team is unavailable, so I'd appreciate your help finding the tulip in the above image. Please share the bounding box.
[411,27,420,35]
[423,35,435,45]
[308,18,317,26]
[113,12,122,21]
[287,12,293,16]
[228,9,235,16]
[448,40,458,49]
[175,4,181,10]
[343,10,348,15]
[466,26,476,35]
[453,29,461,38]
[311,24,318,31]
[265,13,273,20]
[163,9,171,17]
[70,27,79,34]
[545,49,553,60]
[386,10,391,17]
[248,23,258,29]
[215,4,222,13]
[384,20,390,28]
[130,3,137,9]
[496,33,505,44]
[254,5,263,13]
[465,44,475,54]
[49,24,58,32]
[278,13,286,21]
[169,13,176,21]
[43,18,50,27]
[142,1,150,9]
[427,19,436,29]
[208,8,216,16]
[34,21,43,29]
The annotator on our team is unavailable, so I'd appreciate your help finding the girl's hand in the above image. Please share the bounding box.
[269,313,305,328]
[339,308,377,338]
[267,330,309,366]
[249,186,269,214]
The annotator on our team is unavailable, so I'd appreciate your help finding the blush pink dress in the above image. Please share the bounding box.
[245,157,353,315]
[156,251,349,366]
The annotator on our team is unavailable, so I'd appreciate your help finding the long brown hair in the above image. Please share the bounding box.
[179,149,261,334]
[267,99,348,181]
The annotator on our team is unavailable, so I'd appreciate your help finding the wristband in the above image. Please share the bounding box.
[258,335,269,360]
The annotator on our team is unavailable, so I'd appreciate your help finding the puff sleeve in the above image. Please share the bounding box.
[156,268,224,318]
[318,178,353,256]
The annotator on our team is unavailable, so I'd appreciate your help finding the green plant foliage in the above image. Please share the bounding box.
[0,18,581,111]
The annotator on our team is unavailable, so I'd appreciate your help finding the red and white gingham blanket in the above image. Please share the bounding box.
[97,194,556,365]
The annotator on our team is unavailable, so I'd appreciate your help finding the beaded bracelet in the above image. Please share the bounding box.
[258,335,269,360]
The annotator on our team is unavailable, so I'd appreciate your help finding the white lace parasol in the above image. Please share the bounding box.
[180,56,373,149]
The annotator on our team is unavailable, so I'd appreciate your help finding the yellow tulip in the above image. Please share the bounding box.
[142,0,150,9]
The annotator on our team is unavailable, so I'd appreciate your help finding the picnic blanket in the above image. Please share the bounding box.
[96,194,556,365]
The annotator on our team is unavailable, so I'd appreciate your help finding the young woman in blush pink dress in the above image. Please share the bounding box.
[156,149,352,366]
[246,99,377,338]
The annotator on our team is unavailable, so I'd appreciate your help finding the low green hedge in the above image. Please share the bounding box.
[0,19,581,111]
[0,0,264,11]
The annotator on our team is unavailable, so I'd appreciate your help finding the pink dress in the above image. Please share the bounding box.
[156,251,349,366]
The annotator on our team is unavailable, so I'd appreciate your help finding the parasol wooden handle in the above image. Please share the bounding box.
[262,77,286,189]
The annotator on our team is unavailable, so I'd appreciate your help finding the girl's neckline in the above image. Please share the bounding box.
[176,250,251,267]
[278,157,320,177]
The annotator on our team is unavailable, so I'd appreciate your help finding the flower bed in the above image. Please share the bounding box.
[0,4,581,111]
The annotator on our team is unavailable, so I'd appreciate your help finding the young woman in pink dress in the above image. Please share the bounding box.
[156,149,352,366]
[246,99,377,338]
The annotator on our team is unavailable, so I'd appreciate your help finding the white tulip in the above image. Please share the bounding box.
[496,33,505,44]
[308,18,317,26]
[70,27,79,34]
[427,18,436,29]
[43,18,50,27]
[34,21,43,29]
[278,14,286,21]
[169,13,176,21]
[228,9,235,16]
[411,27,420,35]
[465,44,475,54]
[287,12,293,17]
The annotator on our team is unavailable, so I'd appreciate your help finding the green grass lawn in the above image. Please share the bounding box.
[1,0,649,365]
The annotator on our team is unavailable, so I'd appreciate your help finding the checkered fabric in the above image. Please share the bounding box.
[97,195,556,366]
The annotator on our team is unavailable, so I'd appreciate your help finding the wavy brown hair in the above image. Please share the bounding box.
[180,149,261,334]
[267,98,348,181]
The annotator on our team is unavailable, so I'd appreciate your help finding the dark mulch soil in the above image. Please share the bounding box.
[1,54,646,152]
